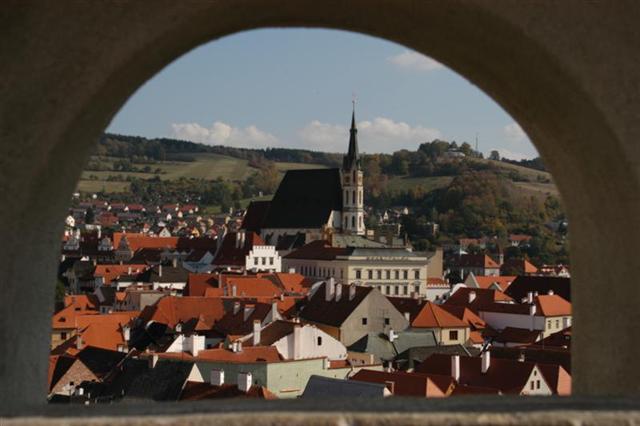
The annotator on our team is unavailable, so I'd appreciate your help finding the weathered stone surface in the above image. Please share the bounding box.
[1,0,639,417]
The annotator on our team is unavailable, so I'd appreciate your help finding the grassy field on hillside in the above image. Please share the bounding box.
[77,153,326,194]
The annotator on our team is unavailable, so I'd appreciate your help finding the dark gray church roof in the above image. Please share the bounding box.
[261,168,343,229]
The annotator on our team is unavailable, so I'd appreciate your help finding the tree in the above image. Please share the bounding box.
[489,150,501,161]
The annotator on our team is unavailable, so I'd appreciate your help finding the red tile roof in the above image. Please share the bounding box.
[300,283,373,327]
[350,369,453,397]
[439,305,487,330]
[185,273,219,297]
[138,296,225,329]
[535,295,572,316]
[159,345,282,363]
[284,240,348,260]
[113,232,179,251]
[214,301,276,336]
[94,264,148,285]
[411,302,469,329]
[471,275,516,291]
[180,381,277,400]
[452,254,500,269]
[444,287,514,311]
[213,232,265,266]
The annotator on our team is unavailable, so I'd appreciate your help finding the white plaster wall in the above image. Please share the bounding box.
[274,325,347,360]
[246,245,281,272]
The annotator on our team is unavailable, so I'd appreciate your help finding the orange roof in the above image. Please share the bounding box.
[113,232,179,251]
[267,272,314,294]
[222,276,284,298]
[469,330,484,344]
[75,311,139,330]
[139,296,225,329]
[94,264,148,284]
[159,345,283,363]
[186,273,219,297]
[412,302,468,329]
[473,276,516,291]
[536,295,572,316]
[440,305,487,330]
[52,295,99,329]
[426,277,448,288]
[351,369,453,397]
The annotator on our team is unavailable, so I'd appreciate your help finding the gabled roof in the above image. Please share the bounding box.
[76,346,127,377]
[261,168,343,229]
[213,232,265,266]
[125,360,194,401]
[214,301,275,336]
[350,369,453,397]
[439,305,487,330]
[444,287,514,311]
[180,381,278,400]
[299,283,373,327]
[451,254,500,269]
[536,295,572,316]
[302,375,387,399]
[137,263,190,284]
[221,275,284,298]
[500,258,538,275]
[251,320,297,346]
[138,296,225,329]
[493,327,542,345]
[284,240,348,260]
[159,346,283,363]
[241,200,272,232]
[505,276,571,302]
[411,302,468,329]
[185,273,219,297]
[416,353,544,394]
[468,275,516,291]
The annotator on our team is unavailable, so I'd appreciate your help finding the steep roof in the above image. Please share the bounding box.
[180,381,278,400]
[94,264,148,285]
[500,258,538,275]
[469,275,516,291]
[138,296,225,329]
[411,302,468,329]
[241,200,271,232]
[214,301,275,336]
[452,254,500,269]
[444,287,514,311]
[535,294,572,316]
[300,283,373,327]
[505,276,571,302]
[213,232,265,267]
[439,305,487,330]
[125,360,194,401]
[261,168,343,229]
[222,275,284,298]
[185,273,219,297]
[350,369,453,397]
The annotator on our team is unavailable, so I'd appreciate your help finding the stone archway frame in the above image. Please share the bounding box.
[1,0,639,415]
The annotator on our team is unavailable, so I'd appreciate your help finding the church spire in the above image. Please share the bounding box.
[343,101,360,170]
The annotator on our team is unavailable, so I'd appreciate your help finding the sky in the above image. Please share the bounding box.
[107,28,538,160]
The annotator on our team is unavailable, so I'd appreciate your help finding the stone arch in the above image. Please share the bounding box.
[1,0,640,414]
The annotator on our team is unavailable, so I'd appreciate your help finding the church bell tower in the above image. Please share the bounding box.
[342,104,365,235]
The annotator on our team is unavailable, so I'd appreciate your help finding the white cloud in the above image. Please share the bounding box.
[170,121,279,148]
[495,148,530,161]
[502,122,528,144]
[298,117,441,153]
[387,50,444,72]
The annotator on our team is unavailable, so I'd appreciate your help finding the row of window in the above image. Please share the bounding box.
[343,214,363,230]
[344,189,363,206]
[355,269,421,280]
[298,265,344,279]
[253,256,275,266]
[373,284,421,296]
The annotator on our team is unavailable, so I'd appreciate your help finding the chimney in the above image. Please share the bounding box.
[271,300,279,318]
[149,354,158,368]
[127,266,132,275]
[348,283,356,301]
[123,325,130,342]
[237,372,252,393]
[481,351,491,373]
[404,312,411,322]
[158,264,163,277]
[335,283,343,302]
[325,278,336,302]
[172,257,178,268]
[451,355,460,381]
[293,324,303,360]
[527,291,534,303]
[547,289,555,296]
[529,304,537,316]
[388,329,397,343]
[233,301,241,315]
[189,335,205,357]
[252,320,261,346]
[210,369,224,386]
[468,291,477,303]
[288,267,295,274]
[231,285,237,297]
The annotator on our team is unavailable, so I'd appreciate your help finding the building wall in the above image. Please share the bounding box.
[50,328,76,349]
[427,248,444,279]
[246,245,281,273]
[520,366,553,396]
[340,289,410,346]
[49,360,97,396]
[283,257,428,298]
[479,311,544,332]
[274,325,347,360]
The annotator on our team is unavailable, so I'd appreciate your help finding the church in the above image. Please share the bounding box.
[242,108,366,248]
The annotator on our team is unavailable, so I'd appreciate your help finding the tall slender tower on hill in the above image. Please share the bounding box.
[342,104,365,235]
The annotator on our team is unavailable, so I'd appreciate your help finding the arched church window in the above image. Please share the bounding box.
[352,190,356,204]
[352,216,356,228]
